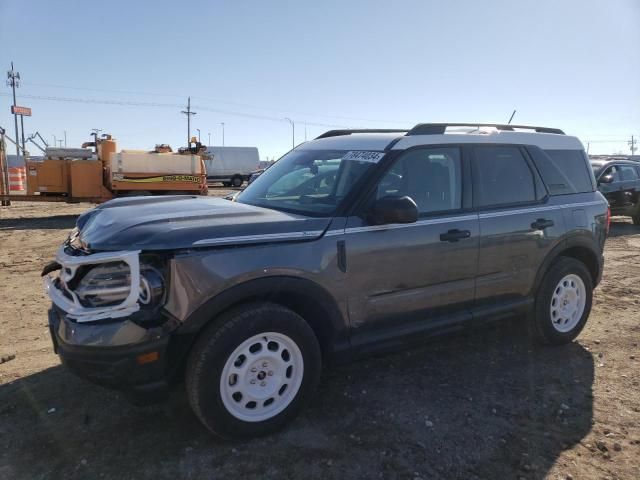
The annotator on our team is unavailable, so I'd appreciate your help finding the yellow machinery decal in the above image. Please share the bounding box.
[112,173,201,183]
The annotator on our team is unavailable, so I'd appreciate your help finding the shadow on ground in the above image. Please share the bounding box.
[0,214,79,231]
[0,321,594,480]
[608,219,640,238]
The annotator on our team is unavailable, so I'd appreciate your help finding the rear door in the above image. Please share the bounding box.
[472,145,565,309]
[345,146,479,347]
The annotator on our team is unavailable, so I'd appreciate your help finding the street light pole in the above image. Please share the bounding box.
[220,123,225,146]
[196,128,201,143]
[285,118,295,149]
[208,132,211,146]
[64,130,67,147]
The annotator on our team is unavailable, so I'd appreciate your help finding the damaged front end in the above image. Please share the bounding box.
[43,228,177,403]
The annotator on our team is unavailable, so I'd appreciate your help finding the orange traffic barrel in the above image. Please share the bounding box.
[8,166,26,192]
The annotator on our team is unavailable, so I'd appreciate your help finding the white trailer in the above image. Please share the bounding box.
[204,146,260,187]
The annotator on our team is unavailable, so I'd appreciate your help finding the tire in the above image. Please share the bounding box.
[185,302,321,439]
[531,257,593,345]
[632,215,640,226]
[231,175,243,188]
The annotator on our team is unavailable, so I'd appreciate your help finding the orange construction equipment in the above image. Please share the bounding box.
[1,133,208,205]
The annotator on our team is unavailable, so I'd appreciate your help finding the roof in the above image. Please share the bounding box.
[589,158,640,167]
[301,124,584,152]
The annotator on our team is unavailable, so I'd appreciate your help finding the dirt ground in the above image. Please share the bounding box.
[0,197,638,480]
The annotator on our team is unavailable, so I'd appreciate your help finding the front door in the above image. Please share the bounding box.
[599,164,640,216]
[344,146,479,348]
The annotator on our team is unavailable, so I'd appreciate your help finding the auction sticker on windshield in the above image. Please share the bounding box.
[342,151,386,163]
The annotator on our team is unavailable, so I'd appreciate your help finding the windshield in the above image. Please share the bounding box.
[236,149,383,215]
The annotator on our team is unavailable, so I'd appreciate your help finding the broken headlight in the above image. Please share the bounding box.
[75,261,164,309]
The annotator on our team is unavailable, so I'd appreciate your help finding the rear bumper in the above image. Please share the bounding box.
[48,308,174,404]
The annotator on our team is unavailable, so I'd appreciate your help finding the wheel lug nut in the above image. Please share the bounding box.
[250,367,257,372]
[268,371,273,376]
[260,381,266,386]
[262,362,268,368]
[250,379,256,384]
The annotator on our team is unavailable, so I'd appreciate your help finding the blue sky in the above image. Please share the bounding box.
[1,0,639,159]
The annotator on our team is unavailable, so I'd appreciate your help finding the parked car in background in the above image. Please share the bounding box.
[204,146,260,187]
[591,159,640,224]
[44,123,608,439]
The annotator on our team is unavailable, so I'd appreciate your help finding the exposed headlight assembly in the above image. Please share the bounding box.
[44,247,167,323]
[75,262,165,309]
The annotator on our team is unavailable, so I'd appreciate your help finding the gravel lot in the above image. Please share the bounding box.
[1,198,639,480]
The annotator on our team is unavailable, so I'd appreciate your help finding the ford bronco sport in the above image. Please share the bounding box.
[44,123,609,439]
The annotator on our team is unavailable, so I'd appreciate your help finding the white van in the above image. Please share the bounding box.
[204,147,260,187]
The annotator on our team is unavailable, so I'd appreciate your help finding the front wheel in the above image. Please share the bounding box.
[185,303,321,439]
[531,257,593,344]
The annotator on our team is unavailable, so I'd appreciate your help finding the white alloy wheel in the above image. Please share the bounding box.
[549,274,586,333]
[220,332,304,422]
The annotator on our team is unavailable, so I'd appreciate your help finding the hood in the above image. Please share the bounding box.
[76,196,330,251]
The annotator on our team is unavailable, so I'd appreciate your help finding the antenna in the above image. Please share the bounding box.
[507,110,516,125]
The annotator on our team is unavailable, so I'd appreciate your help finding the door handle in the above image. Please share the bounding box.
[531,218,554,230]
[439,229,471,242]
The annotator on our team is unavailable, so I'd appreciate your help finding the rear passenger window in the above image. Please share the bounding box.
[532,149,594,195]
[473,146,536,207]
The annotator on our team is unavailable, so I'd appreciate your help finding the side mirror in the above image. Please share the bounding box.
[369,196,418,225]
[599,174,614,184]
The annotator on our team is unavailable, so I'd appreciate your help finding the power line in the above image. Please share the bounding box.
[19,80,409,125]
[0,92,351,128]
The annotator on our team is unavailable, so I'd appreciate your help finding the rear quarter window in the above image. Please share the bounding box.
[529,148,595,195]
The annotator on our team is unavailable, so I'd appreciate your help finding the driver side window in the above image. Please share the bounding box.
[375,147,462,214]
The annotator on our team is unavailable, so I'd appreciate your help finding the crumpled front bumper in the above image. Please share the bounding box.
[48,307,174,404]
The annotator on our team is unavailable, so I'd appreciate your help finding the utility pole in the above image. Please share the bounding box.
[181,97,196,146]
[220,122,225,146]
[91,128,102,156]
[208,132,211,146]
[629,135,637,156]
[285,118,295,149]
[58,139,63,148]
[53,134,57,148]
[196,128,201,143]
[64,130,67,147]
[6,62,21,165]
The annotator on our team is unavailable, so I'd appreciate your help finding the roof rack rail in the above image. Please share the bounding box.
[315,129,408,139]
[406,123,565,136]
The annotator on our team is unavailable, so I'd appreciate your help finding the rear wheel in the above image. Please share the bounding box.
[231,175,243,188]
[632,215,640,225]
[531,257,593,344]
[185,303,321,439]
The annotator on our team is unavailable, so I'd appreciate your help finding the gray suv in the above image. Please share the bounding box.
[44,123,609,439]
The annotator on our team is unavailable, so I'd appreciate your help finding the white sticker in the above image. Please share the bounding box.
[342,151,386,163]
